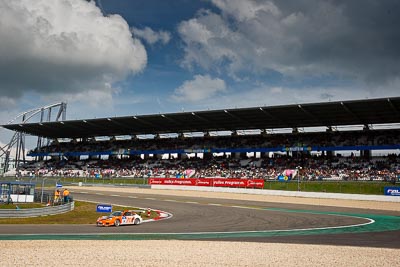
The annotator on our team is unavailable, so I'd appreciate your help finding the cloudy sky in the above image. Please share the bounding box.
[0,0,400,146]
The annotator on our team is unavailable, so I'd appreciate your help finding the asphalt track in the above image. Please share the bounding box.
[1,188,400,248]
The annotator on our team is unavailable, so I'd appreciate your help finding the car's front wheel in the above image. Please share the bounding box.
[134,218,140,225]
[114,220,120,227]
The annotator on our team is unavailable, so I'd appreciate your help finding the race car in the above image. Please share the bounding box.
[96,210,143,227]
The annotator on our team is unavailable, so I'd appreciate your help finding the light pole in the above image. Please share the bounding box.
[40,178,48,203]
[297,166,302,191]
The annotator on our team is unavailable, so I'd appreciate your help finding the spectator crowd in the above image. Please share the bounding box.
[16,129,400,182]
[19,153,400,182]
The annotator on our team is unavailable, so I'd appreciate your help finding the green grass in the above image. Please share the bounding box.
[0,203,44,209]
[59,177,147,185]
[0,201,158,224]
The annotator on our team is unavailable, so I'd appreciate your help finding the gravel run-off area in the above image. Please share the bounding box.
[1,186,399,267]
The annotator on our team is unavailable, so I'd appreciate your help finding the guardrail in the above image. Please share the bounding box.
[0,201,74,218]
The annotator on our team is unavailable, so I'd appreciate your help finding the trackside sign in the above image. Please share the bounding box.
[96,204,112,212]
[149,178,264,189]
[384,187,400,196]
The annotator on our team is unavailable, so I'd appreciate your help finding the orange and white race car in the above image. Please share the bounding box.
[96,210,143,227]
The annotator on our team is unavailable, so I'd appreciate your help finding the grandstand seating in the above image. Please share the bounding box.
[29,129,400,155]
[19,128,400,182]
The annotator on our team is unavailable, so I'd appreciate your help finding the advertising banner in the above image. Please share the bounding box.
[384,187,400,196]
[149,178,264,189]
[149,178,196,186]
[212,179,247,188]
[96,204,112,213]
[246,179,265,188]
[277,169,297,182]
[196,179,213,186]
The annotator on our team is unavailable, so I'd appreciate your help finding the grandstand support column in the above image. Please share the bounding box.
[361,149,371,160]
[362,124,371,160]
[203,151,212,160]
[89,155,100,160]
[68,156,79,162]
[326,126,335,159]
[129,154,138,160]
[326,150,335,158]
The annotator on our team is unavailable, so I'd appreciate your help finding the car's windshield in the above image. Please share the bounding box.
[110,211,122,216]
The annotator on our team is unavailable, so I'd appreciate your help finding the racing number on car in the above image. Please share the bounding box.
[122,216,134,224]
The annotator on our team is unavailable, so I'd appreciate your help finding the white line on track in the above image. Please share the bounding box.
[24,216,372,236]
[145,197,156,200]
[185,201,199,204]
[127,196,137,198]
[110,194,120,197]
[208,203,222,206]
[230,205,252,209]
[172,218,376,235]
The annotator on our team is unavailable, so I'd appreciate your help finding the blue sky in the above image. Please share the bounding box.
[0,0,400,147]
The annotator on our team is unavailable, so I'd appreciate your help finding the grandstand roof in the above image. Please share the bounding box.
[2,97,400,139]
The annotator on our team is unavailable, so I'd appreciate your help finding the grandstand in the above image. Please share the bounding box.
[1,97,400,182]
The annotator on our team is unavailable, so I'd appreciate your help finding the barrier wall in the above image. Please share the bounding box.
[151,185,400,203]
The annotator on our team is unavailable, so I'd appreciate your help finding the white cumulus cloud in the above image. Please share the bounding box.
[211,0,281,21]
[171,74,227,102]
[0,0,147,108]
[131,26,171,45]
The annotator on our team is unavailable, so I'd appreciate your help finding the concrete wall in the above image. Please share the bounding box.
[151,185,400,203]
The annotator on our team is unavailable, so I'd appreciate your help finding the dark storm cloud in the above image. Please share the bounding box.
[280,0,400,83]
[180,0,400,84]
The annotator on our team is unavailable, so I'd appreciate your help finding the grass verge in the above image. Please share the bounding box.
[0,201,158,224]
[0,203,44,209]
